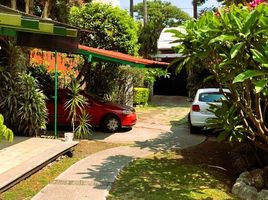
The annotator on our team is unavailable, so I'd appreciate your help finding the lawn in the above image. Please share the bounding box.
[0,141,120,200]
[108,141,237,200]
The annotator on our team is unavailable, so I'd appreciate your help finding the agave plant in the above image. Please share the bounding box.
[74,110,92,139]
[65,78,91,138]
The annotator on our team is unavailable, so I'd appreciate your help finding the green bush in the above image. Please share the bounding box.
[133,88,149,105]
[0,71,47,136]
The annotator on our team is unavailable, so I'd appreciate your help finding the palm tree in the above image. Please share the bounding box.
[143,0,147,26]
[130,0,133,17]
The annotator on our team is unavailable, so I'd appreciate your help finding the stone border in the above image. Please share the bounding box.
[232,170,268,200]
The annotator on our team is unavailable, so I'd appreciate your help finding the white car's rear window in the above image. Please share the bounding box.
[198,92,225,102]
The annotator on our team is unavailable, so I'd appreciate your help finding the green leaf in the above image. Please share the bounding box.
[232,14,243,30]
[242,9,259,36]
[233,70,267,83]
[230,42,244,59]
[255,79,268,93]
[251,48,268,64]
[209,35,238,44]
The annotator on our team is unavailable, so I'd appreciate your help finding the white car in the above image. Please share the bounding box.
[188,88,230,133]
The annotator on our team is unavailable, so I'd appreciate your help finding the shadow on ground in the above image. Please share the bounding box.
[133,120,206,152]
[77,155,134,189]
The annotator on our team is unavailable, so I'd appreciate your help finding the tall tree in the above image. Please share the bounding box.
[134,0,190,57]
[69,3,140,99]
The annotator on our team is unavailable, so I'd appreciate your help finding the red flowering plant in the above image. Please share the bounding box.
[249,0,267,8]
[168,3,268,152]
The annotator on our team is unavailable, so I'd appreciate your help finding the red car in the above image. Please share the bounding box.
[47,89,137,132]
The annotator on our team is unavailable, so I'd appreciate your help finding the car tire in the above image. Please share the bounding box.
[188,113,200,134]
[102,115,120,133]
[190,124,200,134]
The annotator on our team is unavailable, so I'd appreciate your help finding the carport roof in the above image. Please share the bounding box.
[77,45,169,68]
[0,4,78,38]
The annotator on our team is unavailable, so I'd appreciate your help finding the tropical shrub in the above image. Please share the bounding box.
[0,114,13,142]
[0,71,47,136]
[133,88,150,105]
[171,3,268,151]
[74,110,92,139]
[65,78,92,139]
[27,64,54,96]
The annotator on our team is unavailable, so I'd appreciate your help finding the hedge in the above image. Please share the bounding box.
[133,87,149,105]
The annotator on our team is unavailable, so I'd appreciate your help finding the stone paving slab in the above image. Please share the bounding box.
[0,137,78,192]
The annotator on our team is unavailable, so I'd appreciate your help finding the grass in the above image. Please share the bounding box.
[0,141,120,200]
[108,146,236,200]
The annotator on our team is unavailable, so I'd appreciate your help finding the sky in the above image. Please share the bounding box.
[119,0,221,17]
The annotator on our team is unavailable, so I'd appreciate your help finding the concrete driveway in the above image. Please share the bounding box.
[92,95,205,151]
[33,96,206,200]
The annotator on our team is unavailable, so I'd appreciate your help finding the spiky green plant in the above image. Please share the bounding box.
[0,71,47,136]
[74,110,92,139]
[65,79,88,135]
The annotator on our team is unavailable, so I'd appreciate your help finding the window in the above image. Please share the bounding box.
[199,92,225,102]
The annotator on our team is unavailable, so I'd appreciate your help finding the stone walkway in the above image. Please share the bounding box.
[33,96,206,200]
[0,137,78,192]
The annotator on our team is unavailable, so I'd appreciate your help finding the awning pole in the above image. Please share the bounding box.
[54,51,58,139]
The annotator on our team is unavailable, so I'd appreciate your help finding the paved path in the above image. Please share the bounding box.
[0,137,78,192]
[32,95,206,200]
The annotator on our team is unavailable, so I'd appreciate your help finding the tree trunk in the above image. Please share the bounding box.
[42,0,51,19]
[143,0,148,26]
[24,0,34,14]
[11,0,16,9]
[193,0,198,19]
[130,0,134,18]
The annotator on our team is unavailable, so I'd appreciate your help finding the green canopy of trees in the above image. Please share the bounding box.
[69,2,139,54]
[134,0,191,57]
[171,4,268,152]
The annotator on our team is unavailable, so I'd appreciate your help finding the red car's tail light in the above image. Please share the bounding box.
[192,105,200,112]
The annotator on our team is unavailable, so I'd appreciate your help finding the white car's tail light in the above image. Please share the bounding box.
[192,105,200,112]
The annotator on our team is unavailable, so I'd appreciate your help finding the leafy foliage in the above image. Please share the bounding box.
[69,2,140,101]
[0,114,13,143]
[65,79,92,139]
[134,0,191,27]
[69,2,139,54]
[134,0,190,57]
[74,110,92,139]
[0,71,47,136]
[27,64,54,96]
[133,88,150,105]
[171,4,268,151]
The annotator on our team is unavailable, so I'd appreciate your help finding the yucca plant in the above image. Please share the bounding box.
[65,78,89,137]
[0,114,13,142]
[74,110,92,139]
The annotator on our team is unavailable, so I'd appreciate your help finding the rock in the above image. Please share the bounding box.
[257,190,268,200]
[240,185,258,200]
[251,169,265,190]
[232,181,247,195]
[238,171,251,185]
